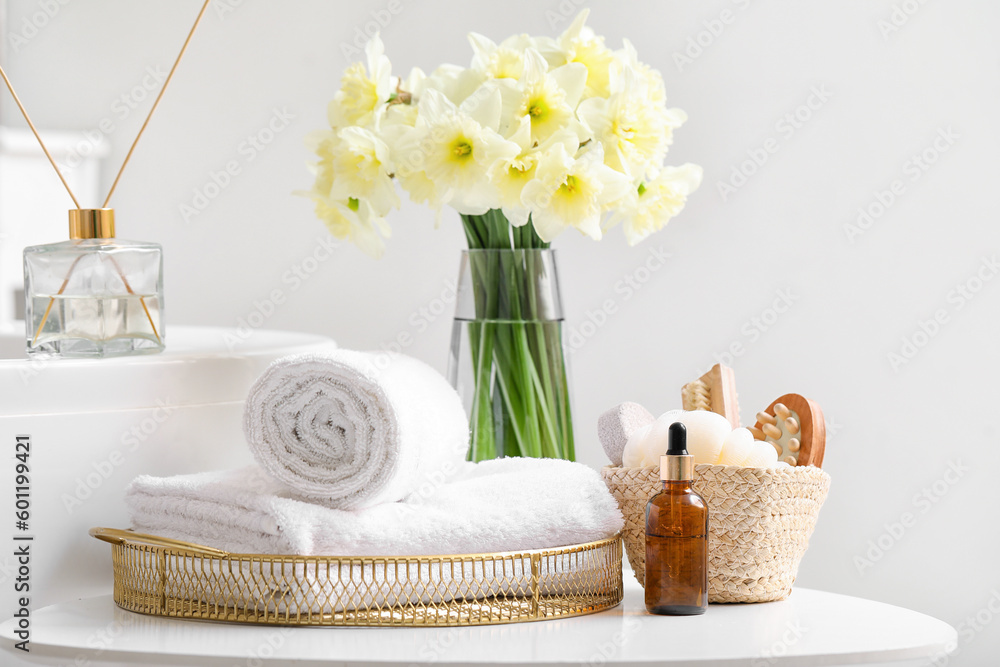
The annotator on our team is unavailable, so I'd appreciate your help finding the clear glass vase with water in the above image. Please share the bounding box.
[448,248,574,461]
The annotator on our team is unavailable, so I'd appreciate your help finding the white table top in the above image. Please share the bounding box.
[0,575,955,667]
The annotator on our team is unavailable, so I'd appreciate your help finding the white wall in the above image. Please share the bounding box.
[3,0,999,663]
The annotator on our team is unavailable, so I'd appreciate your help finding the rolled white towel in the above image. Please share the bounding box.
[243,349,469,509]
[125,458,623,556]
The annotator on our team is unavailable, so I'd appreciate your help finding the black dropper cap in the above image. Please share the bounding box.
[667,422,688,455]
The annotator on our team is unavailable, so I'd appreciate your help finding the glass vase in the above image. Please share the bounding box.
[448,249,574,462]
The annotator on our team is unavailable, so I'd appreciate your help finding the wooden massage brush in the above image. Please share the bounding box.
[750,394,826,467]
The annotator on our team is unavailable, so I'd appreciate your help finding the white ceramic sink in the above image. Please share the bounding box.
[0,325,335,613]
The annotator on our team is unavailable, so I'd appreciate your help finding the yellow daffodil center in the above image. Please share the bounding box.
[504,161,535,186]
[451,138,473,159]
[520,81,570,143]
[560,174,580,194]
[613,120,636,141]
[549,172,595,223]
[528,98,549,119]
[489,49,524,79]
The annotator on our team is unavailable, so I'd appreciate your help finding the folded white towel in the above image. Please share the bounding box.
[243,349,469,510]
[126,457,623,556]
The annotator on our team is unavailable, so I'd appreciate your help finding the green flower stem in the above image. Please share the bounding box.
[459,210,574,462]
[468,320,496,460]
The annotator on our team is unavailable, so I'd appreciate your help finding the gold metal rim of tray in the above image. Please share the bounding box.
[90,527,624,627]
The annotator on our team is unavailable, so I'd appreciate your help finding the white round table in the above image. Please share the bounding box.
[0,575,955,667]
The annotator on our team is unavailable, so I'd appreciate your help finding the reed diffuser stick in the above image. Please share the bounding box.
[103,0,212,207]
[0,65,81,208]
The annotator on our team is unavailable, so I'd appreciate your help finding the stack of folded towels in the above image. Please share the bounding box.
[126,348,624,557]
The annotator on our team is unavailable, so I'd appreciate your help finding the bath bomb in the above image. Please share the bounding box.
[741,440,780,468]
[718,427,756,466]
[662,409,731,465]
[598,402,655,466]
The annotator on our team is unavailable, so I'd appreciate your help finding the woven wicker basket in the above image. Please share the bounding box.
[601,463,830,603]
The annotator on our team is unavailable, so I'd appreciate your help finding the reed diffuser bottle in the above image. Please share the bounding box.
[645,422,709,615]
[24,209,164,357]
[0,0,211,358]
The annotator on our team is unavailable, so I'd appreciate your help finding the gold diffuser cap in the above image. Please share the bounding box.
[69,208,115,240]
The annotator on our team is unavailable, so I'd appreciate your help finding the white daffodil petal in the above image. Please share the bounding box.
[549,62,588,109]
[460,84,502,132]
[522,48,549,82]
[468,32,497,58]
[559,9,589,44]
[502,205,531,228]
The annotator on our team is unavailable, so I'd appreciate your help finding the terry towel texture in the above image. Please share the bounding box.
[126,457,624,556]
[243,349,469,510]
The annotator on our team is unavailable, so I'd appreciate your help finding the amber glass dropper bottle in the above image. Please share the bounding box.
[644,422,709,615]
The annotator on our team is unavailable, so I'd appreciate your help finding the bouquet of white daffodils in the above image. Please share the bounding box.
[304,12,701,462]
[303,10,701,257]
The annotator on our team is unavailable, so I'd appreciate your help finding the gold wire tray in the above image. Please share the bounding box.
[90,527,623,627]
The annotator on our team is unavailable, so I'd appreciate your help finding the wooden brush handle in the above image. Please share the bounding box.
[681,364,740,429]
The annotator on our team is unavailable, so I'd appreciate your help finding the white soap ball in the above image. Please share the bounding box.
[622,423,654,467]
[622,416,678,467]
[660,410,730,465]
[741,440,780,468]
[621,423,652,467]
[718,428,756,466]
